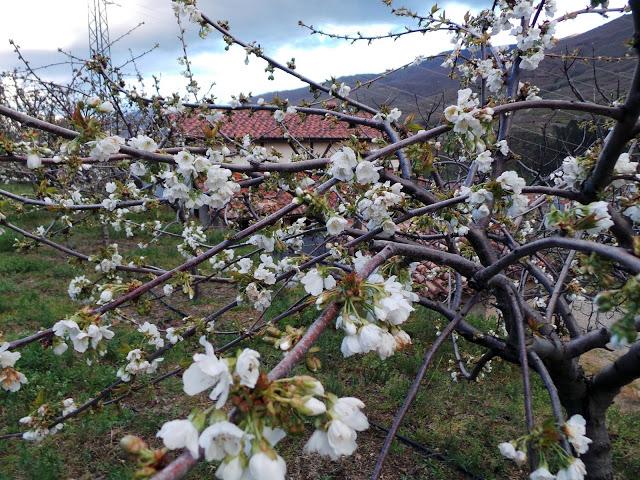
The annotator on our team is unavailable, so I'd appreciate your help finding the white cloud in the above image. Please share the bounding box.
[0,0,87,52]
[0,0,630,101]
[175,4,470,100]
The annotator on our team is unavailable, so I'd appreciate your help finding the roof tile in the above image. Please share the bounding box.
[180,110,379,140]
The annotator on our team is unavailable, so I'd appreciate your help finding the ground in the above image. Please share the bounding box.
[0,186,639,480]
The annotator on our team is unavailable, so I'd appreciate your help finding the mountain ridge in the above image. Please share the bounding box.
[258,15,635,117]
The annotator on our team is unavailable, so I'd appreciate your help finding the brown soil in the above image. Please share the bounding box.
[580,349,640,413]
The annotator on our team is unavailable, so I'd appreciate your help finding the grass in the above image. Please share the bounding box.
[1,195,639,479]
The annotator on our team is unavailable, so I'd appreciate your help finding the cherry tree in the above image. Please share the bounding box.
[1,1,639,479]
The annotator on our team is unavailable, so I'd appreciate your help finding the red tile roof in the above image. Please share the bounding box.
[180,110,379,141]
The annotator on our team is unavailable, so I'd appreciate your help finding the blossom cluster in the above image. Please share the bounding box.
[443,88,495,153]
[545,201,613,236]
[160,150,240,210]
[300,266,417,360]
[499,414,592,480]
[177,223,207,258]
[356,181,405,235]
[89,135,125,161]
[232,253,296,312]
[92,243,124,273]
[327,146,381,184]
[147,337,368,480]
[52,308,114,358]
[117,349,164,382]
[19,398,77,441]
[460,170,528,223]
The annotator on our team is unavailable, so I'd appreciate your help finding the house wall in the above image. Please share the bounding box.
[225,139,355,163]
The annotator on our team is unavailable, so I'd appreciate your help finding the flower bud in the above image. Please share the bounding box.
[301,397,327,416]
[305,354,321,372]
[134,466,158,477]
[392,330,412,350]
[120,434,147,454]
[299,376,324,396]
[188,409,207,431]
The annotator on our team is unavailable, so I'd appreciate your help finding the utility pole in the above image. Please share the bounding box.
[87,0,112,95]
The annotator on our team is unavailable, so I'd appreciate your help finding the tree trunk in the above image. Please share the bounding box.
[581,394,615,480]
[545,358,615,480]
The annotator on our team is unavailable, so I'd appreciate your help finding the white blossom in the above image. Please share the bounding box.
[475,150,493,174]
[564,414,592,456]
[273,109,286,122]
[386,108,402,123]
[117,349,163,381]
[183,336,232,408]
[0,343,28,392]
[498,441,527,465]
[623,205,640,223]
[248,452,287,480]
[497,140,509,156]
[337,83,351,97]
[95,101,115,114]
[301,269,336,296]
[328,147,358,181]
[128,135,158,152]
[443,88,488,136]
[130,161,147,177]
[326,216,348,236]
[244,282,272,311]
[302,397,327,416]
[520,49,545,71]
[583,201,613,235]
[557,458,587,480]
[157,419,200,459]
[198,421,244,461]
[326,419,357,456]
[253,263,276,285]
[248,234,275,253]
[507,194,530,217]
[138,321,165,349]
[166,327,182,345]
[530,467,555,480]
[68,275,91,301]
[304,429,338,459]
[497,170,526,194]
[613,152,638,186]
[355,161,380,184]
[235,348,260,388]
[614,153,637,175]
[89,136,124,161]
[215,456,245,480]
[26,153,42,169]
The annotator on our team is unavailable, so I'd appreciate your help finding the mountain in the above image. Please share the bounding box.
[259,15,636,176]
[260,15,634,113]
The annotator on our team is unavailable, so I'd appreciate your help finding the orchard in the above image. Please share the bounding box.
[1,1,639,479]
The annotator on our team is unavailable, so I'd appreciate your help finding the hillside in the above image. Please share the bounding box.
[261,15,634,113]
[259,15,636,176]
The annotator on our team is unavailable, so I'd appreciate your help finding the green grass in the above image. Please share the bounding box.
[0,192,639,479]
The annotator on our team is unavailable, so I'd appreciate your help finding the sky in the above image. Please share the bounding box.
[0,0,629,102]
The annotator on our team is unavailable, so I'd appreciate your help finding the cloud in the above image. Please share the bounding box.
[1,0,482,97]
[0,0,629,101]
